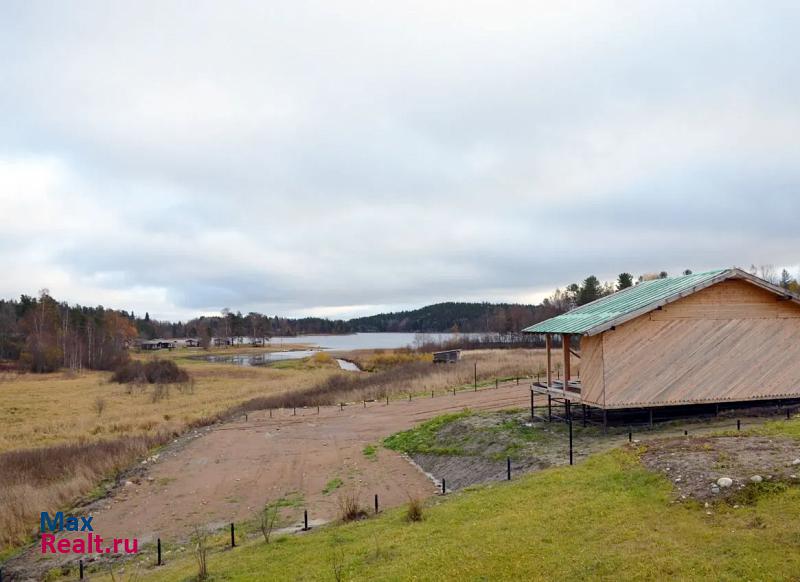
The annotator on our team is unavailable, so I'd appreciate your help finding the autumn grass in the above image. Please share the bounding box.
[0,347,544,556]
[0,347,327,453]
[0,346,331,553]
[86,440,800,581]
[235,349,549,411]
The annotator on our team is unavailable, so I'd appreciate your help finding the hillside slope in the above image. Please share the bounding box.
[94,419,800,581]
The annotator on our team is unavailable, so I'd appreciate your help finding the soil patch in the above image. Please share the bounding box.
[641,435,800,501]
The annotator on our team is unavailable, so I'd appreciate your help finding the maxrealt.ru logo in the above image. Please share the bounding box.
[40,512,139,555]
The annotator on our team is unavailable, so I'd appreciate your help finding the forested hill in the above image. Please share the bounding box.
[348,302,557,333]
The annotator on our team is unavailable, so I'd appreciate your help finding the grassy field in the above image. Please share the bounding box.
[85,417,800,581]
[0,347,544,555]
[0,345,331,453]
[0,345,336,552]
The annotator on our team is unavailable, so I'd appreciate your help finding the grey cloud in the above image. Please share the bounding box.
[1,1,799,320]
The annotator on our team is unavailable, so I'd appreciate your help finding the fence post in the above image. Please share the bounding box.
[530,390,534,420]
[80,560,84,580]
[507,456,511,480]
[453,388,456,396]
[231,522,235,547]
[474,362,477,389]
[628,430,632,443]
[737,419,741,431]
[374,494,379,514]
[386,395,389,406]
[303,510,309,531]
[431,390,434,398]
[567,400,573,466]
[157,537,162,565]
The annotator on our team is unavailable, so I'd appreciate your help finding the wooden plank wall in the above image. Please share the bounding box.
[601,279,800,408]
[579,334,605,407]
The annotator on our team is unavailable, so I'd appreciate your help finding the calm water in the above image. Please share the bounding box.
[202,332,467,368]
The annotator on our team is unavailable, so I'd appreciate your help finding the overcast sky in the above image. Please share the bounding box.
[1,1,799,321]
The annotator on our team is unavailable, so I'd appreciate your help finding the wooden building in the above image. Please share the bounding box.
[523,268,800,412]
[433,349,461,364]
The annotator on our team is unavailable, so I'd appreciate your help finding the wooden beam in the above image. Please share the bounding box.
[545,334,552,388]
[563,333,571,387]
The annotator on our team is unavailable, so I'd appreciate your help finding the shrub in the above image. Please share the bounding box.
[405,497,424,522]
[111,359,190,385]
[337,488,368,522]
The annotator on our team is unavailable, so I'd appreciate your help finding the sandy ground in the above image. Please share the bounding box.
[7,382,530,580]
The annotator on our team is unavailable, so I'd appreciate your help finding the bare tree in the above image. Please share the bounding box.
[192,525,209,580]
[259,500,281,543]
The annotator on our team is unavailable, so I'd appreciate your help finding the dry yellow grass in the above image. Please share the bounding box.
[0,346,333,453]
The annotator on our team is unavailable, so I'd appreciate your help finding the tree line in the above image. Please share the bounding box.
[1,265,796,373]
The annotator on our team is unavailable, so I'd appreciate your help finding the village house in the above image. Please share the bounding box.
[524,268,800,424]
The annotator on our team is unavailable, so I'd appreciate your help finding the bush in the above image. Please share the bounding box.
[406,498,424,522]
[337,488,368,522]
[111,359,190,385]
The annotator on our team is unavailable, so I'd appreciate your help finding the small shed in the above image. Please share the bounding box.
[433,349,461,364]
[523,268,800,412]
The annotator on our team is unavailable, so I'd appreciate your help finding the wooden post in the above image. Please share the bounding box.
[545,334,552,388]
[562,334,571,391]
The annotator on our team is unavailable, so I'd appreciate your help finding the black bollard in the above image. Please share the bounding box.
[507,456,511,481]
[431,390,434,398]
[231,522,235,547]
[684,430,688,436]
[317,405,320,415]
[245,413,248,422]
[269,409,272,418]
[737,419,741,431]
[293,407,296,416]
[157,537,162,565]
[303,509,309,531]
[568,401,574,466]
[80,560,84,580]
[628,430,632,443]
[363,400,366,408]
[374,494,379,514]
[340,402,343,411]
[442,479,446,494]
[386,395,389,406]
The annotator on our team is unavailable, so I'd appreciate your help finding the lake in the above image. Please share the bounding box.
[202,332,468,369]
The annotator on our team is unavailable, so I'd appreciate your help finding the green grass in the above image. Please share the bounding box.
[101,445,800,581]
[322,478,344,495]
[383,409,473,455]
[362,444,377,459]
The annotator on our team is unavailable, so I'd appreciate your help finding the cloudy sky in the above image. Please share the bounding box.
[1,1,799,321]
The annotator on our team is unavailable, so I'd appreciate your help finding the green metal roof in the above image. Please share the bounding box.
[523,269,730,336]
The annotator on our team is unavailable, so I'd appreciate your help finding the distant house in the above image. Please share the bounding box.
[184,338,200,348]
[140,339,175,351]
[433,349,461,364]
[523,268,800,418]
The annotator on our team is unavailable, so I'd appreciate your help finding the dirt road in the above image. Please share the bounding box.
[87,382,530,543]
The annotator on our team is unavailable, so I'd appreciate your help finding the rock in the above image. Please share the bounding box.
[704,502,710,508]
[717,477,733,488]
[124,480,134,487]
[675,477,681,483]
[711,486,721,494]
[791,474,798,480]
[750,475,763,483]
[792,459,800,466]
